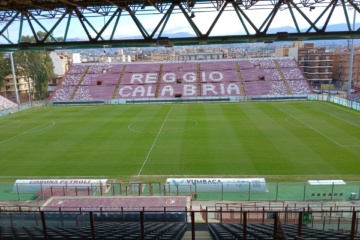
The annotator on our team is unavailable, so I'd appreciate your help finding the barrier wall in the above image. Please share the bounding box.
[1,181,360,202]
[47,94,360,108]
[0,101,47,117]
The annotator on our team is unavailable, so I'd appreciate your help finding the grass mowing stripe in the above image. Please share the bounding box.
[282,102,360,146]
[329,114,360,129]
[1,102,360,180]
[0,120,19,128]
[142,105,194,175]
[272,102,360,173]
[0,121,55,145]
[267,102,340,174]
[137,106,173,176]
[238,103,303,174]
[283,110,341,146]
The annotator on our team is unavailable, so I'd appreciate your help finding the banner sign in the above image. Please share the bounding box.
[302,212,312,224]
[308,180,345,185]
[166,178,266,193]
[13,179,108,193]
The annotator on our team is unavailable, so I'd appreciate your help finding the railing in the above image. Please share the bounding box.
[0,208,359,240]
[0,100,47,117]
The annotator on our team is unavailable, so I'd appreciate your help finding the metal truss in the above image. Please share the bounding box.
[0,0,359,51]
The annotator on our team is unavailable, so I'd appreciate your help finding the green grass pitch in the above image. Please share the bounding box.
[1,101,360,182]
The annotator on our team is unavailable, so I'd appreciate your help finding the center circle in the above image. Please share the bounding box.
[128,118,198,134]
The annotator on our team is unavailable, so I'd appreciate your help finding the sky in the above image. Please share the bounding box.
[0,1,359,44]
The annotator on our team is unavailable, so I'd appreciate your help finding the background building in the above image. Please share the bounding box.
[332,50,360,90]
[0,75,33,103]
[276,42,333,89]
[298,43,333,89]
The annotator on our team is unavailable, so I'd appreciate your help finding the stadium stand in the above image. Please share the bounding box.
[200,61,237,71]
[50,57,312,101]
[287,79,313,94]
[2,196,360,239]
[350,93,360,103]
[52,86,77,101]
[242,81,288,96]
[67,65,88,75]
[208,223,360,240]
[0,223,187,240]
[276,58,298,68]
[0,95,17,109]
[238,59,277,69]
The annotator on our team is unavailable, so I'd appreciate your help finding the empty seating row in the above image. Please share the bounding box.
[51,58,312,101]
[53,80,311,101]
[0,95,17,109]
[0,223,187,240]
[238,58,276,70]
[208,223,360,240]
[243,81,288,96]
[350,93,360,103]
[241,69,282,82]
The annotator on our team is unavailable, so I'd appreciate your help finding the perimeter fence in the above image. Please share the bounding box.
[1,181,359,202]
[0,101,47,117]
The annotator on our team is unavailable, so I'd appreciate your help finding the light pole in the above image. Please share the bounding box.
[348,3,357,99]
[9,52,20,105]
[4,18,20,104]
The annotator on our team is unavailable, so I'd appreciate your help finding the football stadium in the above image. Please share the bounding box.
[2,0,360,239]
[1,59,360,239]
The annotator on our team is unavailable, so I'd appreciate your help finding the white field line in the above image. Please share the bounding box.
[318,112,360,146]
[285,117,306,128]
[285,115,360,146]
[137,106,173,176]
[0,120,19,128]
[329,114,360,129]
[0,106,45,123]
[0,121,55,145]
[128,119,198,134]
[282,111,342,147]
[0,106,109,145]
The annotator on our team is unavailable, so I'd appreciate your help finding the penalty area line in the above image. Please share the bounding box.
[0,121,55,145]
[284,112,342,146]
[137,106,173,176]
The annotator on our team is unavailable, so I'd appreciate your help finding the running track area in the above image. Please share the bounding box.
[41,196,190,212]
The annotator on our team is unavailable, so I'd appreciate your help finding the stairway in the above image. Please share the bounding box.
[236,62,246,96]
[182,231,212,240]
[112,65,126,99]
[274,60,292,94]
[70,66,89,100]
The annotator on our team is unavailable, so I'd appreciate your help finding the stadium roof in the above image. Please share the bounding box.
[0,0,359,51]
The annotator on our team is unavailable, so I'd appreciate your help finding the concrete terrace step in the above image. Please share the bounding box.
[182,231,212,240]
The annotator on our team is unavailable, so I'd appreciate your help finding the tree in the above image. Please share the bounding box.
[0,52,11,89]
[0,18,11,88]
[12,32,55,100]
[14,50,55,100]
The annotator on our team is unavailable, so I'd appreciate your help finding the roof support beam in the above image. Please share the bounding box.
[95,8,122,40]
[58,0,105,16]
[178,3,203,38]
[110,9,122,40]
[289,0,320,32]
[28,11,61,42]
[150,4,174,38]
[233,2,259,34]
[206,1,228,36]
[287,2,300,33]
[157,5,172,38]
[125,6,149,39]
